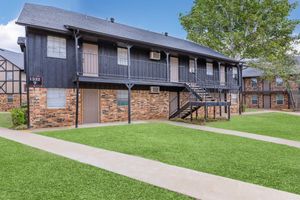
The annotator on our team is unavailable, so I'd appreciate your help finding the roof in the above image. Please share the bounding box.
[16,3,238,63]
[0,48,24,70]
[242,67,263,78]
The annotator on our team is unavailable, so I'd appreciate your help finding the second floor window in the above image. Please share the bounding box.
[251,78,257,88]
[189,59,195,73]
[117,48,128,66]
[7,72,13,80]
[232,67,238,79]
[47,36,66,59]
[252,95,258,105]
[276,94,284,105]
[276,77,283,87]
[206,63,213,75]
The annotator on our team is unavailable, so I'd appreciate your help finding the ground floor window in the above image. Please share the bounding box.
[251,95,258,105]
[47,88,66,108]
[117,90,128,106]
[7,95,13,103]
[276,94,284,105]
[231,93,238,104]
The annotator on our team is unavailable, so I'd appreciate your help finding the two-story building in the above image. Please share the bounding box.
[17,3,242,128]
[242,63,300,111]
[0,48,26,111]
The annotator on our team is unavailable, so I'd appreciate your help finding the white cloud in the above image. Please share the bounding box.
[0,18,24,52]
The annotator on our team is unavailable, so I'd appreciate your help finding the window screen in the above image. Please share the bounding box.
[117,48,128,66]
[117,90,128,106]
[47,88,66,108]
[47,36,66,59]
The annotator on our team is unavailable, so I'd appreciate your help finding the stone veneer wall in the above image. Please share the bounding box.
[100,89,169,122]
[29,87,81,128]
[0,94,27,111]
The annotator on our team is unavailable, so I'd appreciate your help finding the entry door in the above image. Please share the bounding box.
[83,89,99,124]
[220,66,226,86]
[263,80,270,91]
[264,95,271,109]
[170,57,179,82]
[82,43,99,76]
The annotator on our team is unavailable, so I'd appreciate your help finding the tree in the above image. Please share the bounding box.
[180,0,300,62]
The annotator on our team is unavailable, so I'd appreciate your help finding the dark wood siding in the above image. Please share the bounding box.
[27,29,76,88]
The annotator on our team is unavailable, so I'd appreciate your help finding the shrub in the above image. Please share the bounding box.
[10,107,27,128]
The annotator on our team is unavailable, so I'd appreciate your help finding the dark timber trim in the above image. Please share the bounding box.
[73,29,81,128]
[126,83,134,124]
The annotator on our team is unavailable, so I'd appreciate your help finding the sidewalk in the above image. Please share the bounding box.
[0,128,299,200]
[167,121,300,149]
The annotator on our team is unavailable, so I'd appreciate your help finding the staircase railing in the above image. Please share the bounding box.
[286,82,296,110]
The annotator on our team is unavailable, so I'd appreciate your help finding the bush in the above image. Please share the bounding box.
[10,107,27,128]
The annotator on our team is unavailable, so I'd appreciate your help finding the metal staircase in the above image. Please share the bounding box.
[169,83,226,120]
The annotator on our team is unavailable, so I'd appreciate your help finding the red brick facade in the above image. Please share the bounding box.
[28,87,240,128]
[243,77,299,110]
[0,94,27,111]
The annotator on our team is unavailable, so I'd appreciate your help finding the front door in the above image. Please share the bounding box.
[170,57,179,82]
[220,65,226,86]
[264,95,271,109]
[83,89,99,123]
[263,80,270,91]
[82,43,99,76]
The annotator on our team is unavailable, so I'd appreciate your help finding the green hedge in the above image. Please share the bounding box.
[10,107,27,129]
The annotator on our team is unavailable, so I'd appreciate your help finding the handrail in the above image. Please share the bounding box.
[286,81,296,110]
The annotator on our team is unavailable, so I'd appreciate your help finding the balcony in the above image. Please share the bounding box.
[79,53,239,90]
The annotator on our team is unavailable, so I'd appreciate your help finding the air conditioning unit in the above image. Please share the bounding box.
[149,51,161,60]
[150,86,160,94]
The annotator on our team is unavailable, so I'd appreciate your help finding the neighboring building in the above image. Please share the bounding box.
[242,59,300,111]
[0,48,26,111]
[16,3,242,128]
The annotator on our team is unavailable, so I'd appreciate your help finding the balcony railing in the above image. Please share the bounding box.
[79,53,239,89]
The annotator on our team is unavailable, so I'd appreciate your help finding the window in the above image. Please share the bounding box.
[232,67,238,79]
[251,95,258,105]
[7,95,13,103]
[47,88,66,108]
[189,59,195,73]
[7,72,13,80]
[251,78,257,88]
[47,36,66,59]
[231,93,238,104]
[117,90,128,106]
[276,77,283,87]
[276,94,284,105]
[206,63,213,75]
[117,48,128,66]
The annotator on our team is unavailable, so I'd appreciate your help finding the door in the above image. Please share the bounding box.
[264,95,271,109]
[82,43,99,76]
[170,57,179,82]
[220,65,226,86]
[263,80,270,91]
[83,89,99,123]
[169,92,179,115]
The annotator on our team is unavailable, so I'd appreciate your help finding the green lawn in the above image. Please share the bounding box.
[0,137,188,199]
[39,123,300,194]
[208,112,300,141]
[0,112,12,128]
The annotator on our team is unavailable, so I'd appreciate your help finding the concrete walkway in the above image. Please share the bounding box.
[167,121,300,149]
[0,128,299,200]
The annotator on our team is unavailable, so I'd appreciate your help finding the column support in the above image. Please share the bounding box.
[126,83,134,124]
[19,70,22,106]
[73,29,81,128]
[165,52,170,82]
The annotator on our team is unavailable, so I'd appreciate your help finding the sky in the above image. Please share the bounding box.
[0,0,299,52]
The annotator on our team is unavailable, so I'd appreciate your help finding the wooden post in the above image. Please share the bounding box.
[204,104,208,121]
[228,105,231,120]
[127,45,132,79]
[19,69,22,106]
[74,30,81,128]
[213,106,216,119]
[219,91,222,116]
[196,109,198,120]
[126,83,134,124]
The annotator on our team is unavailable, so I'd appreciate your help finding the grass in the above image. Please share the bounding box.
[207,112,300,141]
[39,123,300,194]
[244,108,261,112]
[0,137,188,199]
[0,112,12,128]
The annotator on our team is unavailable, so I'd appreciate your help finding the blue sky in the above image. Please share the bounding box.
[0,0,299,52]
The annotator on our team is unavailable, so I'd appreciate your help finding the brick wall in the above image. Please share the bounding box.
[29,87,81,128]
[0,94,26,111]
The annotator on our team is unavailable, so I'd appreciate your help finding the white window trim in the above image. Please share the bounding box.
[47,36,67,59]
[275,77,284,87]
[276,94,284,105]
[47,88,66,109]
[117,47,128,66]
[206,63,213,75]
